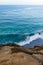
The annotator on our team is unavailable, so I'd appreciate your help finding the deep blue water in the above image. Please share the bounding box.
[0,5,43,44]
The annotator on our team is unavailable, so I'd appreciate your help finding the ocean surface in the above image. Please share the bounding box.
[0,5,43,45]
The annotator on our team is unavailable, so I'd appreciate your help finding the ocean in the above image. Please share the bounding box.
[0,5,43,45]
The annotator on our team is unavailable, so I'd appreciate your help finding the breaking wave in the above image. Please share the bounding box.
[18,32,43,46]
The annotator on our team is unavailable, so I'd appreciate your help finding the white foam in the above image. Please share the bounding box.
[39,32,43,39]
[18,36,30,46]
[18,33,43,46]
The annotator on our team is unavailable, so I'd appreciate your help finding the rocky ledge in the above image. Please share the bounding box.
[0,43,43,65]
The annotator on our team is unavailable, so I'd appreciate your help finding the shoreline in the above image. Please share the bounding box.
[0,32,43,46]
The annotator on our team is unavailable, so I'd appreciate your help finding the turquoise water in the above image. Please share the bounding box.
[0,5,43,44]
